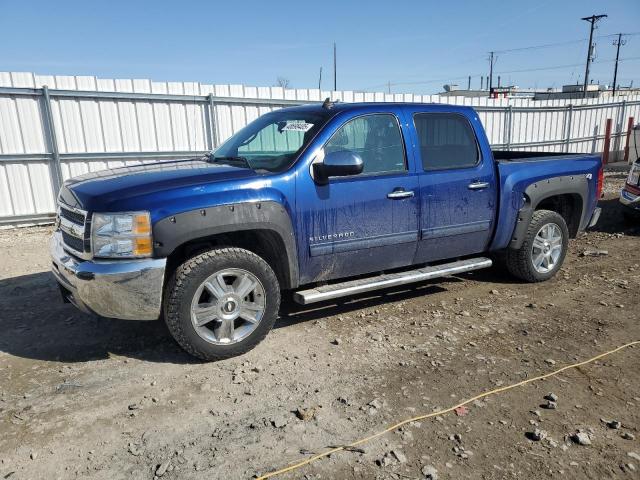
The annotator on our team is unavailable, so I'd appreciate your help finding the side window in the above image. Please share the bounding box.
[324,114,406,174]
[414,113,479,170]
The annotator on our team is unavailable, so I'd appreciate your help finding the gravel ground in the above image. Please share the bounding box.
[1,172,639,480]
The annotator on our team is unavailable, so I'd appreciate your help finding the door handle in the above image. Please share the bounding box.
[387,189,415,199]
[468,181,490,190]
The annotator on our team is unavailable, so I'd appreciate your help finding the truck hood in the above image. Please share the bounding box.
[59,158,259,211]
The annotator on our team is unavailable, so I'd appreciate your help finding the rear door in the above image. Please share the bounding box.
[295,110,419,284]
[408,110,497,263]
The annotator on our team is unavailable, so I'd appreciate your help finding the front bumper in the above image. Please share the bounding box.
[50,231,166,320]
[620,188,640,211]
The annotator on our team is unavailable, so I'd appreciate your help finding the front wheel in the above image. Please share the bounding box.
[164,247,280,361]
[505,209,569,282]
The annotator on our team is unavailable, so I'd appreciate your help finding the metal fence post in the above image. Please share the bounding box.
[563,104,574,152]
[41,85,64,196]
[602,118,613,164]
[207,93,218,150]
[505,105,513,150]
[203,94,213,151]
[623,116,635,164]
[613,100,627,160]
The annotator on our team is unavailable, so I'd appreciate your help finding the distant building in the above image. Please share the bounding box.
[438,84,519,98]
[532,84,640,100]
[605,87,640,98]
[437,83,640,101]
[438,89,490,98]
[533,84,601,100]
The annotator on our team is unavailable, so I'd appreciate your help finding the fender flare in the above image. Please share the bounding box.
[509,174,589,250]
[153,201,299,288]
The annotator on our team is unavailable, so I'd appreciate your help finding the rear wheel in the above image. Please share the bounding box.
[506,209,569,283]
[164,247,280,361]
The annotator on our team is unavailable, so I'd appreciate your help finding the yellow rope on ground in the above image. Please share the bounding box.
[256,340,640,479]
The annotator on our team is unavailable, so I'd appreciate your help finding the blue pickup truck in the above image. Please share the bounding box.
[51,101,602,360]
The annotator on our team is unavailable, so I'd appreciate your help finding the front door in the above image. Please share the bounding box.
[296,112,419,284]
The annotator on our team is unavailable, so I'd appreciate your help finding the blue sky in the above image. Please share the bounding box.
[1,0,638,94]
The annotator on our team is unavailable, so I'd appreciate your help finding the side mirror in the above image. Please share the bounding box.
[313,150,363,184]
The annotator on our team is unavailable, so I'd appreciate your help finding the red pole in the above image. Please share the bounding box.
[623,116,635,163]
[602,118,612,165]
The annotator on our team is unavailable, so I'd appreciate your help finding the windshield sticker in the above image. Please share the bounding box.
[281,121,314,132]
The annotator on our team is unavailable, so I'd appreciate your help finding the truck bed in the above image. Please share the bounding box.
[490,150,602,252]
[493,150,590,162]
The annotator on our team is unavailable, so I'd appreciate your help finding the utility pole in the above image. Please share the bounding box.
[468,75,471,90]
[612,33,626,97]
[318,67,322,90]
[387,81,391,94]
[581,14,607,98]
[488,51,495,94]
[333,42,337,91]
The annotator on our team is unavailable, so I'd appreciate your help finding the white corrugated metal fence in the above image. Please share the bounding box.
[1,71,639,225]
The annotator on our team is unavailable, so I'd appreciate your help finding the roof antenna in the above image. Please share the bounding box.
[322,97,337,109]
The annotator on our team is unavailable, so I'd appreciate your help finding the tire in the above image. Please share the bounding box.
[505,209,569,283]
[164,247,280,361]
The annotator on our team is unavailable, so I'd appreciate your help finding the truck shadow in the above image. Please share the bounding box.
[0,270,457,364]
[588,198,639,236]
[0,270,198,364]
[276,281,451,328]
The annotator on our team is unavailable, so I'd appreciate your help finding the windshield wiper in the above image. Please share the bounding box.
[207,154,253,169]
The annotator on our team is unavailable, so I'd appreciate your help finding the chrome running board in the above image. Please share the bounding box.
[294,257,492,305]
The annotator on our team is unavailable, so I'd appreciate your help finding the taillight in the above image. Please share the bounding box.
[596,166,604,199]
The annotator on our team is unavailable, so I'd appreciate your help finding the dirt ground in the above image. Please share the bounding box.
[1,172,639,480]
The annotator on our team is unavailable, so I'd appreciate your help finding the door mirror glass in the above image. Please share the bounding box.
[313,151,363,183]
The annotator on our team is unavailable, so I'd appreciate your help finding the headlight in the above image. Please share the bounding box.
[91,211,153,258]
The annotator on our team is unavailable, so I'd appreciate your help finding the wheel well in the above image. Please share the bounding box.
[535,194,582,237]
[166,229,293,289]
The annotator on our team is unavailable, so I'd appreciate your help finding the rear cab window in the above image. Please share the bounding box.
[413,113,480,170]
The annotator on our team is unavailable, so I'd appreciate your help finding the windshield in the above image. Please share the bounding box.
[211,110,331,172]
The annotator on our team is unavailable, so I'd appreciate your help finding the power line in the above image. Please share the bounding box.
[494,38,588,54]
[598,31,640,38]
[360,30,639,92]
[491,32,639,55]
[362,74,472,90]
[361,56,640,91]
[495,56,640,76]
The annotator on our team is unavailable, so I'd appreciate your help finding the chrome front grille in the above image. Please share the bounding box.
[58,205,91,259]
[61,230,85,252]
[60,206,86,225]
